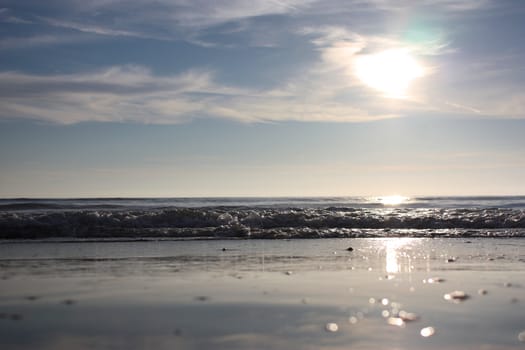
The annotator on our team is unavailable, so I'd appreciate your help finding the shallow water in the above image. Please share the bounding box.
[1,238,524,349]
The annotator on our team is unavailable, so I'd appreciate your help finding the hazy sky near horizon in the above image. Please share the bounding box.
[1,0,525,197]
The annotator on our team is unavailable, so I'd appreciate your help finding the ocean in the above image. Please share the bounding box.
[1,196,524,240]
[2,197,525,349]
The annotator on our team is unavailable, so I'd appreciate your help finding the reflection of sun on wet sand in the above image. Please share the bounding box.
[1,238,525,349]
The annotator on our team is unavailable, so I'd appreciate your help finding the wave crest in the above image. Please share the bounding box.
[1,207,524,239]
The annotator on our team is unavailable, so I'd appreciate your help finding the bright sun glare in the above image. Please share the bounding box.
[354,49,424,98]
[379,195,409,206]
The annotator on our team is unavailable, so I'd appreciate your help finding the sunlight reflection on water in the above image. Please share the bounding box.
[376,238,422,274]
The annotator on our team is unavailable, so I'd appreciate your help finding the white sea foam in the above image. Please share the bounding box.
[0,197,524,239]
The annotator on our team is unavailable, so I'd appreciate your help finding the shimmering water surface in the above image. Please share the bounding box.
[1,238,524,350]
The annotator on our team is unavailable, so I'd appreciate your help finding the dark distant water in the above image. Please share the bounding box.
[1,196,524,240]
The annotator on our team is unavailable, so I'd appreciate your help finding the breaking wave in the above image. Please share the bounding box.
[1,207,524,239]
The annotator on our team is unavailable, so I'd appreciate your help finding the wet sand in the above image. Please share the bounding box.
[1,238,525,349]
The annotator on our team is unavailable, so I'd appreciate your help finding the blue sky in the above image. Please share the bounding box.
[1,0,524,197]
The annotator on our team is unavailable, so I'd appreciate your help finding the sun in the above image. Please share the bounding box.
[354,49,424,98]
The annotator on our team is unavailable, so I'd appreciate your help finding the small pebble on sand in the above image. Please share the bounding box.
[325,323,338,332]
[387,317,405,327]
[420,326,436,337]
[398,310,419,322]
[424,277,445,284]
[444,291,469,302]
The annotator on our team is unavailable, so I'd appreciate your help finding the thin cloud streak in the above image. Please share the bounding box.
[39,17,150,39]
[0,66,396,124]
[1,0,497,47]
[356,0,494,12]
[0,7,31,23]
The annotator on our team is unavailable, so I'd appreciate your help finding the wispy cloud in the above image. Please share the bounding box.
[162,0,309,28]
[0,7,32,24]
[1,0,519,123]
[341,0,494,13]
[1,0,496,48]
[421,0,493,12]
[295,23,525,119]
[0,65,397,124]
[297,26,440,101]
[20,0,310,43]
[39,17,150,39]
[445,101,482,114]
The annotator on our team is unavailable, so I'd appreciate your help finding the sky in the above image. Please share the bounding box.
[0,0,525,197]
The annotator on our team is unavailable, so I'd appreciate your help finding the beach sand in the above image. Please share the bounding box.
[1,238,524,349]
